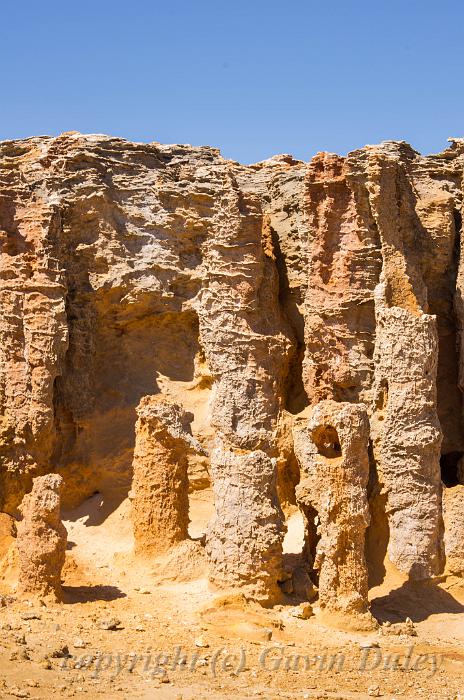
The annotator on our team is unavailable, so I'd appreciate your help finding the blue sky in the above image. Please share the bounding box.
[2,1,463,163]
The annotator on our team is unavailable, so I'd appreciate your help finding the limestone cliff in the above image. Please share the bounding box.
[1,133,464,595]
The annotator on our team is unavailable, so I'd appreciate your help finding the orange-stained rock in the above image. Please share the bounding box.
[2,133,464,603]
[131,396,203,557]
[16,474,67,601]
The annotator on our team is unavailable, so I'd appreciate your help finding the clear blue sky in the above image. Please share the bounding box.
[3,0,463,163]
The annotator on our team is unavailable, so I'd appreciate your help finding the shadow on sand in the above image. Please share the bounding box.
[62,492,127,527]
[371,578,464,623]
[63,584,126,604]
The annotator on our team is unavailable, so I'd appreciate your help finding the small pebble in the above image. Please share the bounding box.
[20,612,41,621]
[290,602,313,619]
[50,645,70,658]
[10,690,29,699]
[194,636,209,648]
[98,617,122,631]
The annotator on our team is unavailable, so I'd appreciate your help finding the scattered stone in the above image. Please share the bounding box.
[75,656,96,669]
[50,644,70,658]
[20,612,41,621]
[73,638,86,648]
[0,594,15,607]
[380,618,417,637]
[194,636,209,648]
[290,602,313,619]
[98,617,122,631]
[9,689,29,699]
[367,686,381,697]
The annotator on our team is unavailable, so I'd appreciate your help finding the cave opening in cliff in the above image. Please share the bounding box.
[440,451,463,487]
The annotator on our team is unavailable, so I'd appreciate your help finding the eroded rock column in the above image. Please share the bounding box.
[193,168,292,600]
[442,485,464,576]
[365,153,445,579]
[293,401,372,627]
[370,292,443,579]
[206,439,285,603]
[17,474,67,601]
[131,396,202,557]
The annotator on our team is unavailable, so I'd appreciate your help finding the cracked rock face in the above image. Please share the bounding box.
[1,133,464,609]
[16,474,67,601]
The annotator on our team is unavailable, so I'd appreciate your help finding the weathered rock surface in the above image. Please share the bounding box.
[370,296,443,578]
[206,440,285,603]
[16,474,67,600]
[297,141,464,581]
[131,395,202,556]
[443,485,464,576]
[293,401,372,625]
[1,133,464,610]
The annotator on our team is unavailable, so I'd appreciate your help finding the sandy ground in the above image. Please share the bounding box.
[0,490,463,700]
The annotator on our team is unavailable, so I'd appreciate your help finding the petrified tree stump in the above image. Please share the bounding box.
[206,439,285,604]
[293,401,373,628]
[17,474,67,602]
[131,396,202,557]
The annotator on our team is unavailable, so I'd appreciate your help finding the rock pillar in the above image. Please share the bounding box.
[131,396,202,556]
[17,474,67,601]
[293,401,372,627]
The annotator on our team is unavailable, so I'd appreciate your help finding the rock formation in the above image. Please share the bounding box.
[443,485,464,576]
[206,440,285,603]
[293,401,372,626]
[16,474,67,601]
[131,396,202,556]
[1,133,464,613]
[370,295,443,579]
